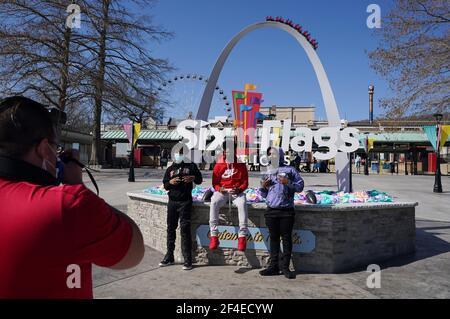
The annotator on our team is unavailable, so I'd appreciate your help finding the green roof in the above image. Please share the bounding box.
[358,132,429,143]
[101,129,449,144]
[101,130,182,141]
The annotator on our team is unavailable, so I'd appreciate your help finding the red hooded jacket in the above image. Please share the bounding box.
[212,155,248,192]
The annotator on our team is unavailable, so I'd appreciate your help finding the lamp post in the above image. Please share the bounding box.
[128,113,139,183]
[128,118,135,182]
[405,150,408,175]
[349,152,353,192]
[433,113,443,193]
[368,85,374,125]
[364,133,369,175]
[393,144,398,175]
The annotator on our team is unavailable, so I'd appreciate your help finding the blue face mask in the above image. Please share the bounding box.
[174,154,184,163]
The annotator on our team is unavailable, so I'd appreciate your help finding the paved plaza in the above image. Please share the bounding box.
[86,169,450,299]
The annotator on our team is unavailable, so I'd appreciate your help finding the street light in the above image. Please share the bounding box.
[349,151,353,192]
[368,85,374,125]
[364,132,370,175]
[128,113,139,183]
[433,113,443,193]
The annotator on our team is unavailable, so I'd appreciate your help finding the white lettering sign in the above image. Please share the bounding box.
[173,120,360,164]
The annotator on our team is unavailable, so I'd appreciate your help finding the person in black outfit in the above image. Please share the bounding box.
[293,152,301,172]
[159,153,202,270]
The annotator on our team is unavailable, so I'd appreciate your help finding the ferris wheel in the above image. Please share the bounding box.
[154,74,231,121]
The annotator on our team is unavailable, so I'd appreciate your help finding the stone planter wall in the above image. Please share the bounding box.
[127,192,417,273]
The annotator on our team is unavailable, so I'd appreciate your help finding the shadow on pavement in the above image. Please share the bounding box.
[333,219,450,274]
[93,220,450,282]
[93,246,163,288]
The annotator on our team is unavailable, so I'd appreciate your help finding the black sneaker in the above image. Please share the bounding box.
[182,262,193,270]
[282,269,296,279]
[259,267,280,276]
[159,254,174,267]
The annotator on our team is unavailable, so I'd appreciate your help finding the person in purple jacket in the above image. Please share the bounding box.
[259,147,304,279]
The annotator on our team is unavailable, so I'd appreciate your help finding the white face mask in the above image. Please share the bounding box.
[41,143,57,175]
[268,153,279,168]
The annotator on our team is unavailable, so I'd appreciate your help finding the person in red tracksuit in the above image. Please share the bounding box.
[209,141,249,251]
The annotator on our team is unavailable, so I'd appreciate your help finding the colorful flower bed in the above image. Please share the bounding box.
[143,185,393,205]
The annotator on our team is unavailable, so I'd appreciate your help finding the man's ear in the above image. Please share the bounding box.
[35,138,49,160]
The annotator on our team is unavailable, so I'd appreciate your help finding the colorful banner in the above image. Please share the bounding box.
[368,137,374,151]
[254,111,267,127]
[232,91,246,127]
[133,123,141,146]
[232,90,263,155]
[231,85,263,157]
[440,125,450,149]
[240,104,252,137]
[123,123,132,143]
[423,125,438,150]
[232,91,246,126]
[123,123,141,146]
[232,91,263,127]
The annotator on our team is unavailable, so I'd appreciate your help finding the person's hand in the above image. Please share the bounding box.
[229,187,240,195]
[278,176,290,185]
[169,177,181,185]
[61,149,83,185]
[261,178,271,189]
[182,175,195,183]
[219,186,228,194]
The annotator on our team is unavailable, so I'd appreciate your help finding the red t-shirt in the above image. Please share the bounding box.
[0,179,132,299]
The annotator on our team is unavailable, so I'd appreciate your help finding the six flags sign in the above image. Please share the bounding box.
[173,119,360,164]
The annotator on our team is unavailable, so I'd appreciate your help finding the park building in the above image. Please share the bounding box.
[259,105,316,126]
[58,129,93,164]
[99,106,449,176]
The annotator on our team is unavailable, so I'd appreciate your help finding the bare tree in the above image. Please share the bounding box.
[76,0,172,165]
[0,0,172,165]
[0,0,88,112]
[368,0,449,118]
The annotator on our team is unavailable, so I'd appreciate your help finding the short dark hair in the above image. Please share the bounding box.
[266,146,276,156]
[0,96,56,158]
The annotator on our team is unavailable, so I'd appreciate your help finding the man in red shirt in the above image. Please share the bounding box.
[209,140,249,251]
[0,96,145,299]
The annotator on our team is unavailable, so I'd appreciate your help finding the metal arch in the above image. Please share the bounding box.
[195,21,351,192]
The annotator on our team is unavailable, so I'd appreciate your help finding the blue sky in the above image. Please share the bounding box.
[141,0,394,121]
